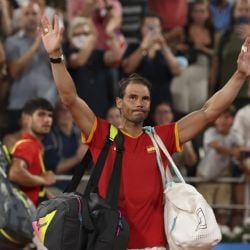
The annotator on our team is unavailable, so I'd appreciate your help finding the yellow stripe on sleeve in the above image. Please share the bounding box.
[81,117,97,144]
[11,139,32,154]
[39,152,46,173]
[174,123,183,152]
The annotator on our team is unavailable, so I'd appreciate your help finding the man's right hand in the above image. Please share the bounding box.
[41,171,56,186]
[40,15,64,57]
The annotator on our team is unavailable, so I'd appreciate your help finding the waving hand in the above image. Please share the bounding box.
[237,37,250,76]
[40,15,63,56]
[39,15,96,139]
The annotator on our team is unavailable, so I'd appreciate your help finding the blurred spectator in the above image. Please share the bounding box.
[0,0,12,39]
[148,0,188,58]
[153,101,197,176]
[0,42,8,137]
[171,0,214,117]
[209,0,233,44]
[43,101,87,190]
[232,83,250,227]
[233,82,250,149]
[148,0,188,49]
[13,0,64,32]
[67,0,126,51]
[153,101,174,126]
[210,0,250,104]
[0,0,12,137]
[63,16,123,118]
[8,98,56,207]
[148,0,187,31]
[106,105,121,127]
[196,106,243,226]
[122,12,181,123]
[5,2,57,133]
[2,112,29,151]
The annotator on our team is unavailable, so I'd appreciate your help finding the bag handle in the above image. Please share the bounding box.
[146,129,167,187]
[152,128,185,183]
[145,127,185,185]
[63,149,92,193]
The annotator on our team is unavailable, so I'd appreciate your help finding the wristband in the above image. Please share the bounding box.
[49,54,64,64]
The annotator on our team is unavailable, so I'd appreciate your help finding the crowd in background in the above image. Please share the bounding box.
[0,0,250,235]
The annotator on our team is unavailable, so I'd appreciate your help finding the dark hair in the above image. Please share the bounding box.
[188,0,213,30]
[118,73,152,98]
[22,97,54,115]
[140,11,163,30]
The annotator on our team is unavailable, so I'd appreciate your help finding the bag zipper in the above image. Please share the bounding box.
[75,195,83,249]
[116,211,123,237]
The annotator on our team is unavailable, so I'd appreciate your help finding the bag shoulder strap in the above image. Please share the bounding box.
[105,131,124,208]
[84,124,121,196]
[63,149,92,193]
[64,124,118,193]
[144,127,185,184]
[0,141,11,174]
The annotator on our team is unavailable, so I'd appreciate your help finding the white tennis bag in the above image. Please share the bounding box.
[145,127,222,250]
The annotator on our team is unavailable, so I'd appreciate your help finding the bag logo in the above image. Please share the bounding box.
[196,208,207,231]
[32,210,57,243]
[37,221,48,230]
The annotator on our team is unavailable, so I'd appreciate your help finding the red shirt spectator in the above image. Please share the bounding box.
[12,133,45,206]
[9,98,56,207]
[148,0,188,30]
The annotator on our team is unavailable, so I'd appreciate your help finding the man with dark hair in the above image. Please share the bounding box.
[122,12,181,121]
[117,73,152,98]
[22,97,54,115]
[40,15,250,249]
[8,97,56,207]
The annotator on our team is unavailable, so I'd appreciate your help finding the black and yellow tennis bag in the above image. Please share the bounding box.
[33,125,130,250]
[0,141,36,249]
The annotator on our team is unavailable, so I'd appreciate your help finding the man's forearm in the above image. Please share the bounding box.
[56,155,79,174]
[9,169,45,187]
[178,70,247,144]
[162,46,181,75]
[9,45,38,77]
[51,62,78,106]
[204,70,247,122]
[1,8,12,36]
[122,47,145,74]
